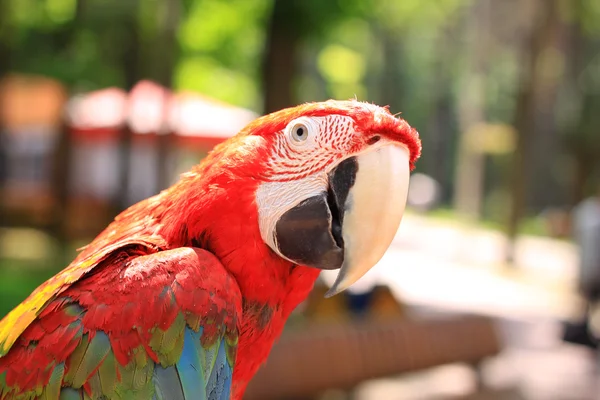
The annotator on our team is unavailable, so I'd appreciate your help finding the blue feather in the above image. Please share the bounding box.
[177,327,206,398]
[220,367,232,400]
[207,338,232,400]
[152,365,185,400]
[59,387,83,400]
[152,326,233,399]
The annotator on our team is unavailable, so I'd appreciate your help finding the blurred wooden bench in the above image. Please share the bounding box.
[244,314,501,400]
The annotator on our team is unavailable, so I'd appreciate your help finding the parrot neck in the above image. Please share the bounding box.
[205,220,321,397]
[164,173,321,307]
[161,175,322,397]
[200,216,322,398]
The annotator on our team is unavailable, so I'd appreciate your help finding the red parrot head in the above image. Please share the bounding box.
[181,100,421,297]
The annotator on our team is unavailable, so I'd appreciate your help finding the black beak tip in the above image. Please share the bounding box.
[274,157,358,271]
[274,195,344,270]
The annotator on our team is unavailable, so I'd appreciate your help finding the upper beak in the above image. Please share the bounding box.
[272,143,411,296]
[325,144,410,297]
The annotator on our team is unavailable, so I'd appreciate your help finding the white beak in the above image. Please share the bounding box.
[325,144,410,297]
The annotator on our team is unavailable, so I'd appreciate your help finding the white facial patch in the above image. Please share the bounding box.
[255,172,329,255]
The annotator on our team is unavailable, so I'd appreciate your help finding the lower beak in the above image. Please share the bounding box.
[325,144,410,297]
[273,143,411,296]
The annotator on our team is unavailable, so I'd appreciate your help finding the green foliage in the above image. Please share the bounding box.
[45,0,77,24]
[374,0,469,32]
[317,45,366,95]
[286,0,474,175]
[2,0,600,218]
[175,0,270,110]
[574,0,600,36]
[292,0,375,39]
[5,0,139,89]
[0,259,61,319]
[484,48,520,122]
[175,56,259,107]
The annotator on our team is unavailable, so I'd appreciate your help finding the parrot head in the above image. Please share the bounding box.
[176,100,421,298]
[239,100,420,297]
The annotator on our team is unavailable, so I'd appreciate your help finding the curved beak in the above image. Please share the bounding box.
[272,143,411,297]
[325,144,410,297]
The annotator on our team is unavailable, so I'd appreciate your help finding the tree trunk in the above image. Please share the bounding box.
[528,17,565,210]
[572,153,594,205]
[154,0,180,192]
[0,0,10,78]
[428,19,463,203]
[262,0,302,114]
[453,0,491,219]
[563,0,600,206]
[49,0,86,251]
[569,90,600,204]
[505,0,560,263]
[379,30,405,114]
[0,0,11,164]
[117,0,141,211]
[0,0,10,237]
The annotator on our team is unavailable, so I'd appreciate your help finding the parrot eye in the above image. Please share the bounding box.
[290,123,309,143]
[285,117,318,147]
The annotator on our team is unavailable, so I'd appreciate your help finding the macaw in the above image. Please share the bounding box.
[0,100,421,400]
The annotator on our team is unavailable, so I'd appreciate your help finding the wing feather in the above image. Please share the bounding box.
[0,247,241,400]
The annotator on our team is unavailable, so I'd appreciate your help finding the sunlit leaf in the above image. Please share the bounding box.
[317,45,366,84]
[327,82,367,101]
[45,0,76,24]
[174,56,259,110]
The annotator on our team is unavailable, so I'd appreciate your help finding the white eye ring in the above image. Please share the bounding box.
[286,117,316,145]
[290,123,309,143]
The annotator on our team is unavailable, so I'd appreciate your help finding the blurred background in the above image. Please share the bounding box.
[1,0,600,398]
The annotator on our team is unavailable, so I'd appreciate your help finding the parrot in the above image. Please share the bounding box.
[0,99,421,400]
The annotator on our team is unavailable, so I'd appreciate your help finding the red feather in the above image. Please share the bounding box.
[0,100,421,399]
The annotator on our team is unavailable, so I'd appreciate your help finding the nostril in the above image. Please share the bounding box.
[367,135,381,145]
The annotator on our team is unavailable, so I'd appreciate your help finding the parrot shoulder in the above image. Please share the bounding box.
[0,246,241,400]
[0,234,166,357]
[0,196,171,358]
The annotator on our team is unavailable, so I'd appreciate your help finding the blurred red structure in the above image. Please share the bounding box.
[1,74,257,238]
[67,80,256,147]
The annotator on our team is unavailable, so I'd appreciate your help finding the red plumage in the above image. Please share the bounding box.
[0,100,421,399]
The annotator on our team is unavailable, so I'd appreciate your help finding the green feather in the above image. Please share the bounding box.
[150,312,186,366]
[43,363,65,400]
[96,349,117,397]
[59,387,82,400]
[152,365,185,400]
[64,334,90,385]
[85,373,101,399]
[72,332,110,388]
[115,346,155,397]
[62,302,84,318]
[201,340,220,386]
[225,334,238,366]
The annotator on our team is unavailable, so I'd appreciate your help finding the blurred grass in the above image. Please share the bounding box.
[0,228,86,319]
[0,258,63,318]
[424,207,550,238]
